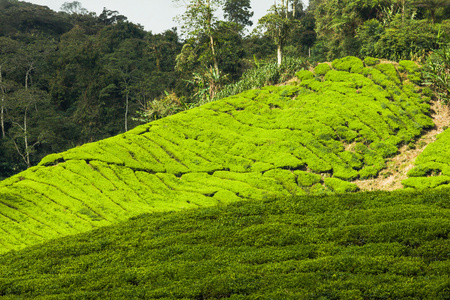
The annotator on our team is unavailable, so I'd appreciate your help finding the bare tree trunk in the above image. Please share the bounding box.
[24,107,30,168]
[25,69,30,90]
[24,67,32,167]
[206,0,219,74]
[125,91,129,132]
[277,44,283,67]
[0,65,5,138]
[292,1,295,17]
[0,98,4,138]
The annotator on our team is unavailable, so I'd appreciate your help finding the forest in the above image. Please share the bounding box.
[0,0,448,179]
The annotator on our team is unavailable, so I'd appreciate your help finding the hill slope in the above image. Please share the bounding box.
[0,190,449,299]
[403,127,450,189]
[0,56,433,253]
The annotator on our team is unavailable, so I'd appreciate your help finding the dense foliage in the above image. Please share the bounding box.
[310,0,450,61]
[0,57,433,253]
[1,189,449,299]
[0,1,183,179]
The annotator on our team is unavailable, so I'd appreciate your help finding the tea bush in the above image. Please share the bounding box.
[0,57,434,253]
[314,63,332,76]
[404,128,450,189]
[0,189,449,299]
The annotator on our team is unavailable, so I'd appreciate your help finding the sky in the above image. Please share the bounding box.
[25,0,308,34]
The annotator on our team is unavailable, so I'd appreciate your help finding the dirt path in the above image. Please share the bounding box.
[355,100,450,191]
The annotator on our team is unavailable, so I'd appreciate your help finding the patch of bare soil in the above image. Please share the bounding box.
[355,100,450,191]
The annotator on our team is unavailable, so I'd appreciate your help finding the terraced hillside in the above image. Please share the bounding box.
[0,56,434,253]
[0,190,449,299]
[403,128,450,189]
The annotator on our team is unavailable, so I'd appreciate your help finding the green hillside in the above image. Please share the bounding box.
[0,56,434,254]
[403,128,450,189]
[0,190,449,299]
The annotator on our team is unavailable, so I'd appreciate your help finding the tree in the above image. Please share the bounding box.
[60,1,93,26]
[4,39,56,168]
[224,0,254,28]
[0,37,19,139]
[98,8,128,26]
[413,0,450,23]
[173,0,223,74]
[60,1,88,15]
[258,0,301,66]
[6,87,50,168]
[311,0,386,60]
[104,38,145,132]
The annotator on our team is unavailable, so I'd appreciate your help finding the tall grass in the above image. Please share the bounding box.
[214,56,308,100]
[423,45,450,104]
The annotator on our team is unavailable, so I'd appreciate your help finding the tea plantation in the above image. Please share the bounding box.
[0,56,434,254]
[403,128,450,190]
[0,190,449,299]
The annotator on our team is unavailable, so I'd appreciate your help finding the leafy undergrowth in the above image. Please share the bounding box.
[0,190,449,299]
[0,56,434,254]
[403,127,450,190]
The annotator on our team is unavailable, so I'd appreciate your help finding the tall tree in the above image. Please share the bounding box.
[5,40,55,167]
[6,87,49,168]
[60,1,88,15]
[60,1,92,25]
[0,37,19,139]
[104,38,145,132]
[173,0,223,74]
[258,0,301,66]
[224,0,254,28]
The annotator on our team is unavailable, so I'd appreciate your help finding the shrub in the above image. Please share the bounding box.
[369,142,398,158]
[399,60,420,74]
[1,189,449,298]
[359,166,380,179]
[407,162,447,177]
[364,57,380,66]
[402,176,450,189]
[324,177,360,193]
[294,170,322,187]
[375,63,401,85]
[332,56,364,73]
[314,63,332,76]
[333,165,359,181]
[296,70,314,81]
